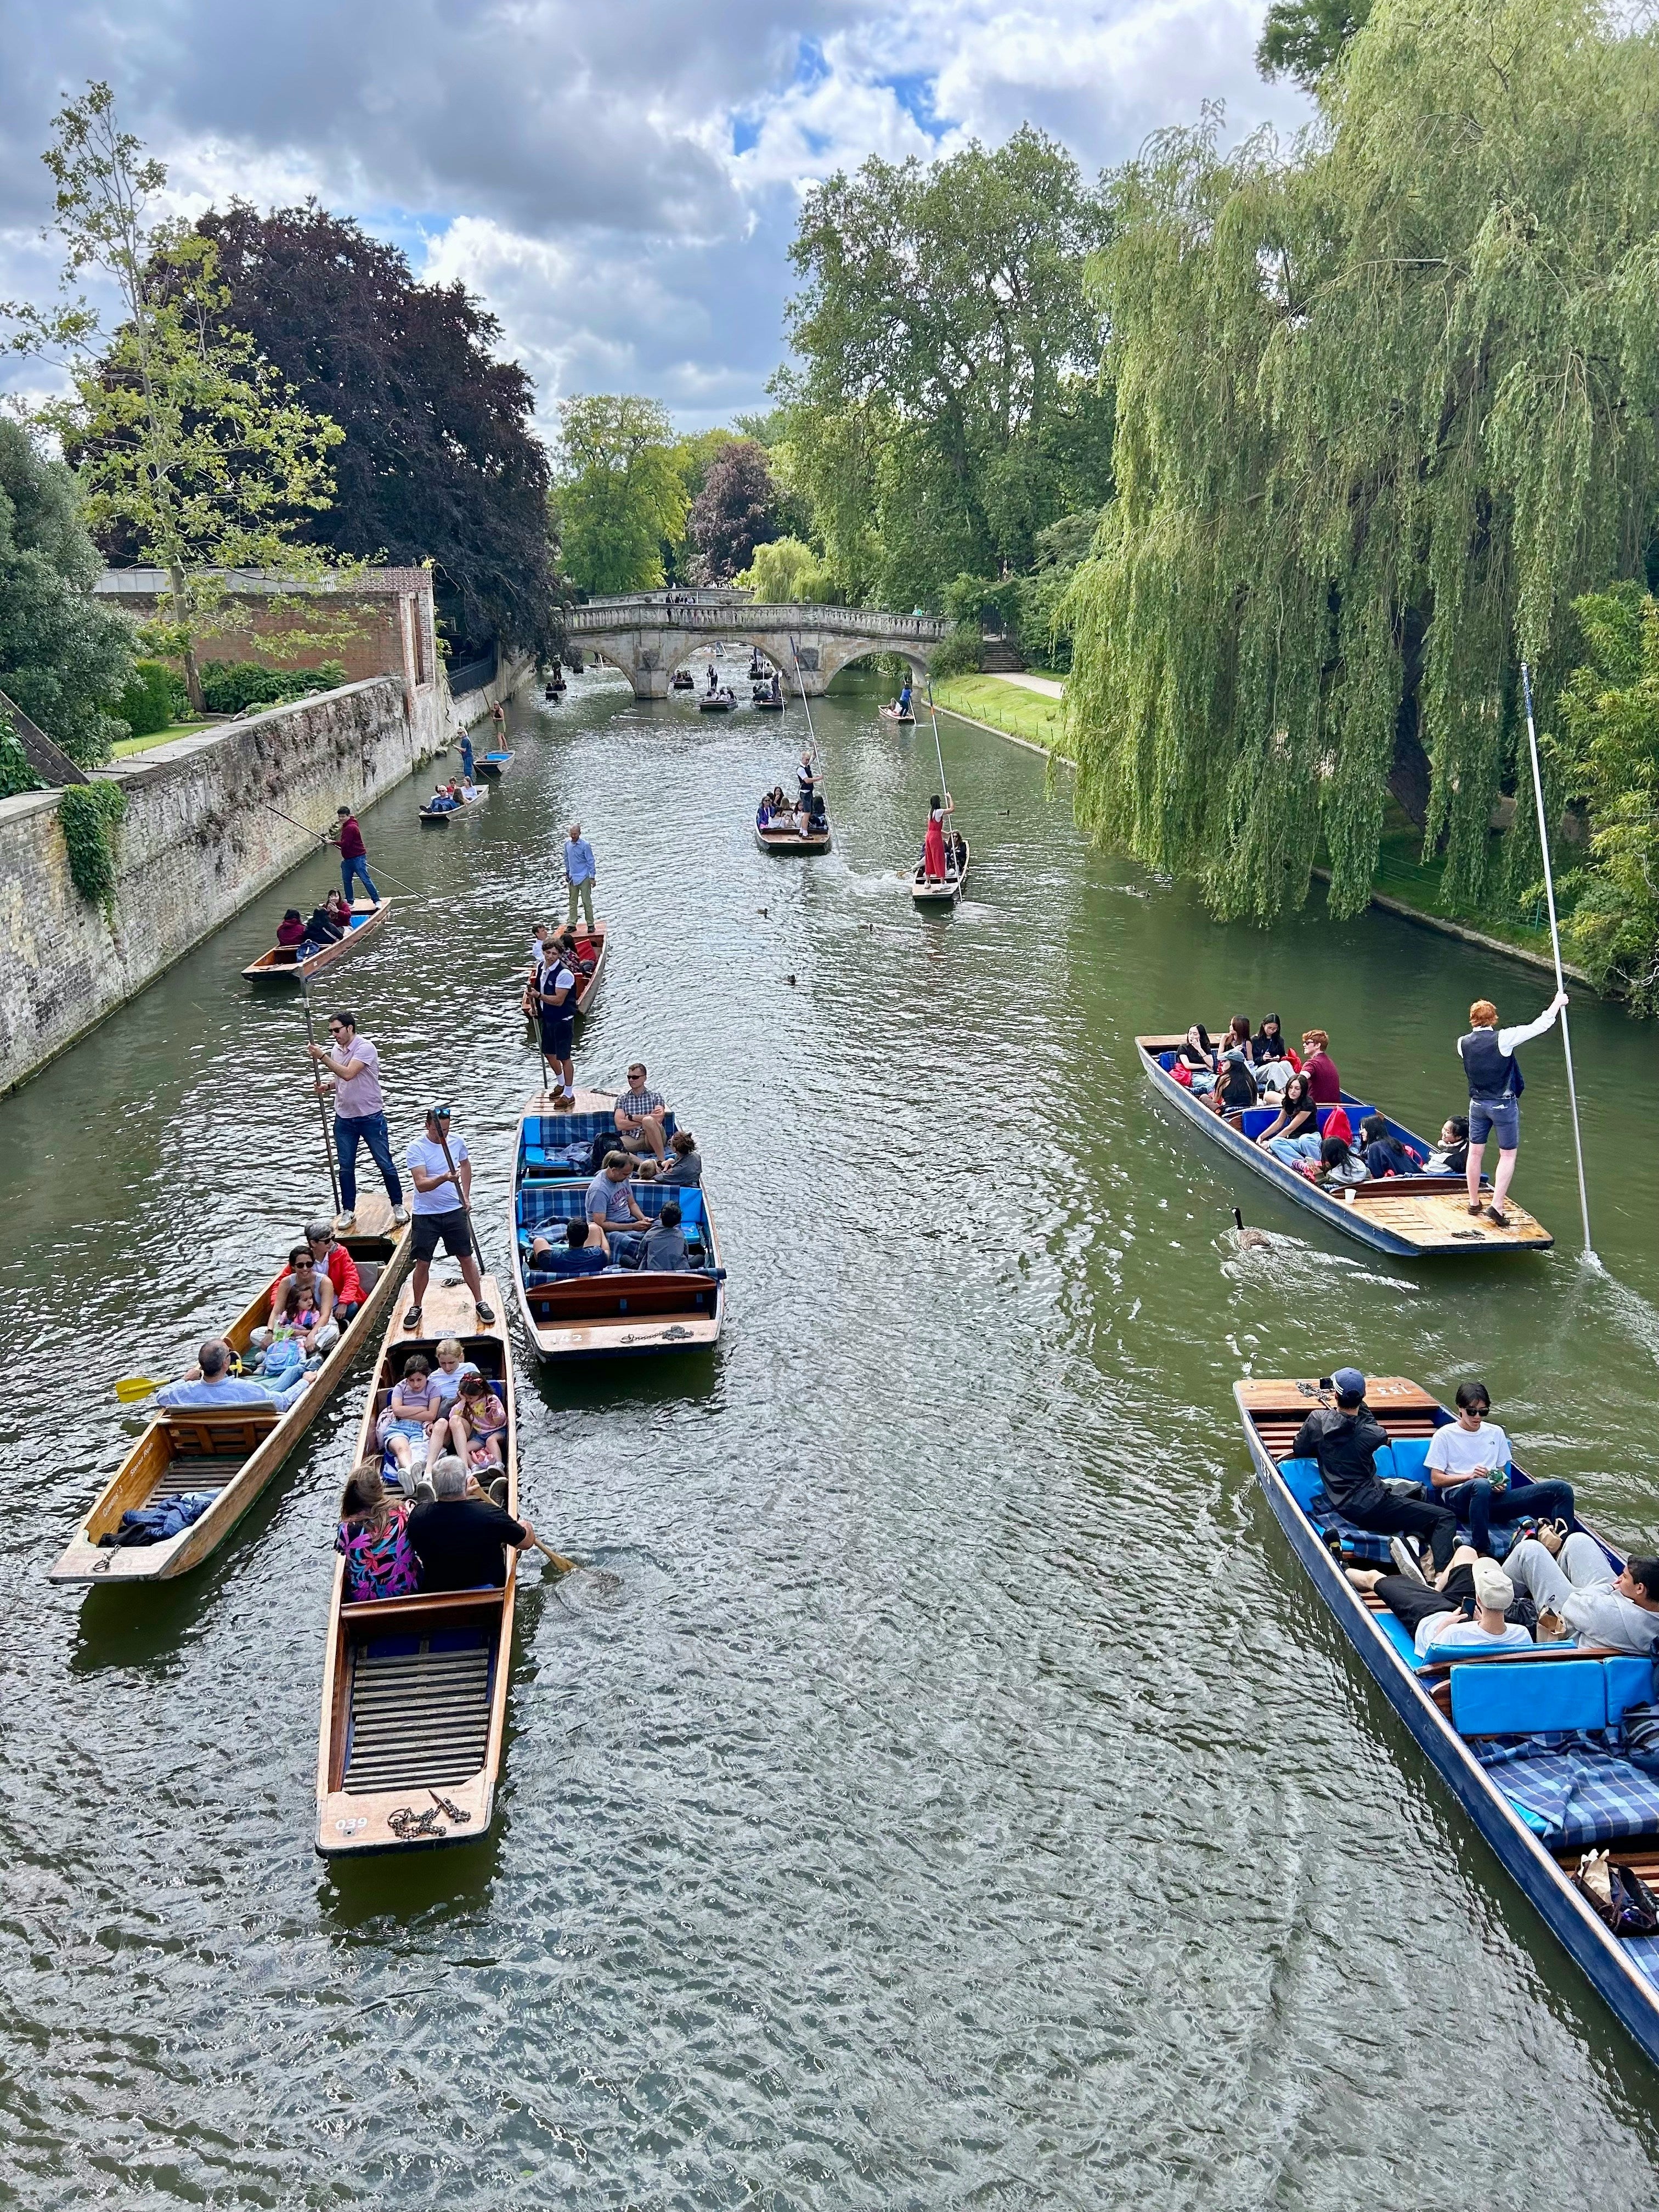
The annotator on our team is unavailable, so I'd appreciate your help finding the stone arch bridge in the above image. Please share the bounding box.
[566,594,950,699]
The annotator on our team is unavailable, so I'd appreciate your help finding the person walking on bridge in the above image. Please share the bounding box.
[564,820,597,932]
[1458,989,1568,1227]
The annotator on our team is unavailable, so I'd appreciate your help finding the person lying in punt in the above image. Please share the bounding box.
[1311,1132,1370,1188]
[1347,1538,1659,1659]
[527,1219,612,1277]
[1423,1116,1470,1177]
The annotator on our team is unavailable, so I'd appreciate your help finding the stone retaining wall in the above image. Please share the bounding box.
[0,675,448,1096]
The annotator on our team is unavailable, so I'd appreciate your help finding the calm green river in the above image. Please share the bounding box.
[4,664,1659,2208]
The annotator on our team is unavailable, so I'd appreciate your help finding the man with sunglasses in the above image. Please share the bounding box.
[306,1011,408,1232]
[403,1105,495,1333]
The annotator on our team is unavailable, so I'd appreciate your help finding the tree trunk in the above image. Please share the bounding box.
[169,565,205,715]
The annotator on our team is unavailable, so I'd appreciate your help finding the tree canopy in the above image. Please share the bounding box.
[1256,0,1372,87]
[687,438,782,582]
[195,199,560,661]
[0,416,134,764]
[554,395,688,595]
[778,127,1114,609]
[1064,0,1659,927]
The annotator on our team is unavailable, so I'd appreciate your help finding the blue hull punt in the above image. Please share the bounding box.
[508,1098,723,1362]
[1235,1376,1659,2064]
[1137,1035,1551,1256]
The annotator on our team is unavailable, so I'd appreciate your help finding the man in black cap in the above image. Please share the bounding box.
[1293,1366,1458,1579]
[403,1105,494,1333]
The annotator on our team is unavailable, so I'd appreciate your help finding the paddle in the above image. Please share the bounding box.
[529,1534,578,1575]
[115,1374,163,1402]
[301,974,345,1215]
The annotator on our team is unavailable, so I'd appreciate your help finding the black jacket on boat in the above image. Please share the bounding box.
[1291,1403,1391,1514]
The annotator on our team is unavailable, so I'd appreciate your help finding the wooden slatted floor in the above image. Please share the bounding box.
[344,1643,492,1791]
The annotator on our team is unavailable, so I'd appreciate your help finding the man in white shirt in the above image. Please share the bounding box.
[1424,1381,1576,1560]
[1347,1549,1534,1657]
[305,1010,410,1231]
[402,1105,494,1333]
[1457,988,1567,1226]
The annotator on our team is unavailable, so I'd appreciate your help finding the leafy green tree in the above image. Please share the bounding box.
[554,394,687,594]
[735,536,836,603]
[1256,0,1372,86]
[3,84,347,711]
[778,127,1113,608]
[1550,584,1659,1008]
[0,416,134,764]
[1065,0,1659,927]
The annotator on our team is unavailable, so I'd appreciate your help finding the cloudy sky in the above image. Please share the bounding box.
[0,0,1307,439]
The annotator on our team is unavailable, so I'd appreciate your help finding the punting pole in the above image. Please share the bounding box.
[1520,661,1596,1264]
[789,635,823,795]
[923,673,961,877]
[300,972,344,1215]
[434,1122,489,1280]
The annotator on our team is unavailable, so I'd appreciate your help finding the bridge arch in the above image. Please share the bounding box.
[564,594,950,701]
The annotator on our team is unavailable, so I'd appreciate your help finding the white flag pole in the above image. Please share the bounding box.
[1520,661,1595,1263]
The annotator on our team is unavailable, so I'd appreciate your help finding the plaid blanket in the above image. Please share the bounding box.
[1474,1738,1659,1849]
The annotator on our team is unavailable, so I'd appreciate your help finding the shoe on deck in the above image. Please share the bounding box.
[334,1210,357,1232]
[392,1204,410,1226]
[474,1301,496,1324]
[488,1477,509,1506]
[403,1306,422,1331]
[1483,1204,1511,1227]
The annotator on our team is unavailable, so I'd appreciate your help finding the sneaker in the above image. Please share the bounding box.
[402,1306,422,1331]
[475,1300,496,1324]
[334,1209,357,1232]
[303,1352,324,1372]
[1389,1537,1427,1586]
[392,1205,410,1226]
[414,1477,436,1502]
[488,1477,509,1506]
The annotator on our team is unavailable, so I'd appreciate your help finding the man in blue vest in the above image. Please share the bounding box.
[1457,989,1568,1227]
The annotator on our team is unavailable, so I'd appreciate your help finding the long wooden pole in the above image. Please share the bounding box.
[301,974,343,1215]
[923,673,961,889]
[434,1122,486,1275]
[789,635,823,802]
[1519,662,1595,1261]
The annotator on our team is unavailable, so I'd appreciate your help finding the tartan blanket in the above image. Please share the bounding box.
[1474,1739,1659,1848]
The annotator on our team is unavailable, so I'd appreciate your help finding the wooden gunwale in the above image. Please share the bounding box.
[1237,1375,1659,2064]
[1136,1034,1551,1256]
[241,900,391,985]
[49,1197,411,1585]
[315,1271,517,1857]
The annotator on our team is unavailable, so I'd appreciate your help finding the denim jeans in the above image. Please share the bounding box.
[335,1109,403,1209]
[1447,1475,1576,1555]
[1268,1133,1322,1166]
[342,854,379,904]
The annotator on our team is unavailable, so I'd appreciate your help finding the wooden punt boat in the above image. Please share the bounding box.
[912,838,969,905]
[476,749,514,778]
[754,695,785,710]
[878,705,917,724]
[419,783,487,823]
[699,691,737,713]
[315,1270,518,1857]
[757,816,832,855]
[1136,1034,1551,1257]
[671,672,695,691]
[1237,1374,1659,2066]
[49,1194,411,1584]
[241,898,391,985]
[509,1096,721,1362]
[518,923,609,1034]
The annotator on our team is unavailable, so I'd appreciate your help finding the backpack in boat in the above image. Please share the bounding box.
[1574,1849,1659,1937]
[586,1127,616,1175]
[1170,1059,1194,1089]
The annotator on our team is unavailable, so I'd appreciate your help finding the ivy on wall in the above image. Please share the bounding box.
[58,781,127,917]
[0,709,41,800]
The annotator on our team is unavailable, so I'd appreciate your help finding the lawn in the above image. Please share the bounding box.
[1331,806,1561,964]
[930,674,1075,759]
[111,721,218,757]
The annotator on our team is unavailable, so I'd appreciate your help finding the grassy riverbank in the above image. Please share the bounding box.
[930,674,1076,760]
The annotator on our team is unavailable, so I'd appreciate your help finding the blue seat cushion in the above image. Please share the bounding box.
[517,1181,705,1235]
[1381,1436,1433,1486]
[1609,1656,1658,1728]
[1451,1659,1607,1737]
[1278,1457,1324,1511]
[1473,1740,1659,1848]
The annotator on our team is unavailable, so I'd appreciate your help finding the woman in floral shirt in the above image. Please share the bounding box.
[335,1461,420,1600]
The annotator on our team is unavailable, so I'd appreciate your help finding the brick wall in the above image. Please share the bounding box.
[0,676,448,1096]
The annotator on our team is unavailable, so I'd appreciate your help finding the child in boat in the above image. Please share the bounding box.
[335,1460,420,1601]
[378,1353,439,1481]
[447,1369,508,1475]
[427,1336,479,1423]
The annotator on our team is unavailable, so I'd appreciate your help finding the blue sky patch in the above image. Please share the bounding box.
[882,71,951,140]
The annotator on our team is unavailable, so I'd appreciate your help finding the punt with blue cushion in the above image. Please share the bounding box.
[517,1108,679,1179]
[517,1181,704,1237]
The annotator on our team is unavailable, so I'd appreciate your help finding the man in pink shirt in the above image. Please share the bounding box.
[305,1009,408,1231]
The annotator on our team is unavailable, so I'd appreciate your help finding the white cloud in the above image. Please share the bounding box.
[0,0,1309,430]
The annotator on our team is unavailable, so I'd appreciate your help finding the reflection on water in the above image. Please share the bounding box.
[2,664,1659,2204]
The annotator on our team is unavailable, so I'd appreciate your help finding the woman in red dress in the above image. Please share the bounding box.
[922,793,951,880]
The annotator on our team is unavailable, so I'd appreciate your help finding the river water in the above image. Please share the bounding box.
[4,662,1659,2208]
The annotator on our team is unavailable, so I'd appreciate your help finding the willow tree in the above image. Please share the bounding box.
[1065,0,1659,924]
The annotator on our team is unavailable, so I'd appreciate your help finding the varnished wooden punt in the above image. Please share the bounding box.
[1137,1033,1552,1256]
[49,1194,411,1584]
[912,838,969,905]
[756,819,832,854]
[1239,1376,1659,2065]
[316,1272,518,1857]
[754,695,785,710]
[509,1092,724,1362]
[419,784,487,822]
[240,899,391,985]
[518,922,608,1032]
